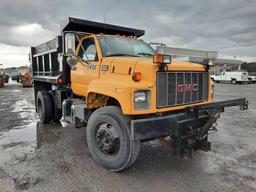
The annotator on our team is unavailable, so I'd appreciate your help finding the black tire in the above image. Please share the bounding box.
[37,90,54,123]
[48,91,62,122]
[231,79,237,84]
[86,106,141,172]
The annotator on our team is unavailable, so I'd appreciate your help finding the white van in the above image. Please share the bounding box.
[211,71,249,84]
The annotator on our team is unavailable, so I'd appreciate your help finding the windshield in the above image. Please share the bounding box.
[98,36,155,57]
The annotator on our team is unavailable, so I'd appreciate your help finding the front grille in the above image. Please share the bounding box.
[157,71,209,108]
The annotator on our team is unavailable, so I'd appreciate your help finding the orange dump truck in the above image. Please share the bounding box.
[20,72,33,87]
[30,17,248,171]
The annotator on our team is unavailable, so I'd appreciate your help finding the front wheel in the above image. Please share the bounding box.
[86,106,141,172]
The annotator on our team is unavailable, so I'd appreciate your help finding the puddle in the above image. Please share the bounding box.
[0,122,37,147]
[0,121,60,164]
[0,122,37,164]
[10,99,37,122]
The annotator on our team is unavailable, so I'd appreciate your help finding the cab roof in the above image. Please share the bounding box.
[61,17,145,37]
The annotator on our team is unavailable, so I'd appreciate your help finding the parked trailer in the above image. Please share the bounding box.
[30,17,248,171]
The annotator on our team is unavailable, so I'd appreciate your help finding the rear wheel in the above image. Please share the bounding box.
[37,90,54,123]
[86,106,141,172]
[48,91,62,122]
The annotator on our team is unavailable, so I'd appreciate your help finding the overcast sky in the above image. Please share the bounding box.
[0,0,256,68]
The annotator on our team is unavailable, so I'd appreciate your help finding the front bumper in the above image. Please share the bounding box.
[131,98,248,156]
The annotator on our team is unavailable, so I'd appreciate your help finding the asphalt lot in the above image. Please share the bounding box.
[0,80,255,192]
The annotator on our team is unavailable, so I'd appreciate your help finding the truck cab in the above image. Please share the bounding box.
[30,17,248,171]
[68,34,212,115]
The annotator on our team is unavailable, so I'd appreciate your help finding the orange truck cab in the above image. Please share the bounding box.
[30,17,248,171]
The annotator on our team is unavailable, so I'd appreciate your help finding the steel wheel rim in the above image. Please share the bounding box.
[95,122,121,157]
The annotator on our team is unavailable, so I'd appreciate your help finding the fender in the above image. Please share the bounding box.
[87,78,132,114]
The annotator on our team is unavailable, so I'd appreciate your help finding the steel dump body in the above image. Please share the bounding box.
[30,36,63,84]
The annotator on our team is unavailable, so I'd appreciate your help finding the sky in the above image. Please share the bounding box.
[0,0,256,68]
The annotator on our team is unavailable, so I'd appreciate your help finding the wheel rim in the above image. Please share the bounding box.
[95,122,120,157]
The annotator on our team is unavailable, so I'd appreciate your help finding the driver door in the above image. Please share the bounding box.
[71,37,101,96]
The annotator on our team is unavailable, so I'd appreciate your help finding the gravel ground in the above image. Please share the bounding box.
[0,80,255,192]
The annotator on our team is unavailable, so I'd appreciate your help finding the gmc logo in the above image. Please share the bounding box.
[177,84,198,93]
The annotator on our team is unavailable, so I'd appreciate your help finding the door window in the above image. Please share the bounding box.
[78,38,98,61]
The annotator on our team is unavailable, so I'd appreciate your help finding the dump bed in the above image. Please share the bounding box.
[30,36,63,83]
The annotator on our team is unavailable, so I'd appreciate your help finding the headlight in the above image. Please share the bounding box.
[134,90,150,110]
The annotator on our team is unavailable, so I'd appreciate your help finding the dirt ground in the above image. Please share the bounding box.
[0,80,255,192]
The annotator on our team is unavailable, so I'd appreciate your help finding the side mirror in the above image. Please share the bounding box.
[64,33,76,55]
[66,55,78,68]
[64,32,77,69]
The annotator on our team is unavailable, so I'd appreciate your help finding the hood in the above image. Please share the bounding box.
[103,56,206,76]
[108,57,152,75]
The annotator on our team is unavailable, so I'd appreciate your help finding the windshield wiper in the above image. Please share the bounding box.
[137,52,154,57]
[106,53,140,57]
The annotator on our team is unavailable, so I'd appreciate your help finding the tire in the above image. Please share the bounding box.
[48,91,62,122]
[37,90,54,123]
[211,78,215,82]
[231,79,237,84]
[86,106,141,172]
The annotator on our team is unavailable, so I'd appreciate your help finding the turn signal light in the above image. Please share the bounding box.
[56,78,63,84]
[153,54,172,64]
[132,72,142,82]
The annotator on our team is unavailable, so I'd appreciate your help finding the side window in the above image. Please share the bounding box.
[78,38,98,61]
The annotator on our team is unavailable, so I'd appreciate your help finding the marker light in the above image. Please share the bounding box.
[153,54,172,64]
[56,78,63,84]
[132,72,142,82]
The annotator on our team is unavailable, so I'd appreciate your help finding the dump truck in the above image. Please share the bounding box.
[20,72,33,87]
[30,17,248,171]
